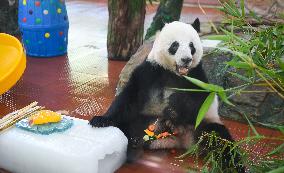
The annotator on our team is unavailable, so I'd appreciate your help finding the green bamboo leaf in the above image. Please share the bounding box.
[226,61,251,69]
[223,2,237,17]
[221,28,249,48]
[223,1,240,17]
[203,35,230,41]
[184,76,224,92]
[195,92,216,129]
[277,58,284,70]
[249,10,262,22]
[267,166,284,173]
[266,143,284,156]
[177,145,197,158]
[218,91,235,106]
[279,127,284,134]
[258,123,284,134]
[229,72,252,83]
[257,66,283,80]
[232,51,252,63]
[216,47,251,64]
[170,88,210,92]
[228,0,241,16]
[243,114,260,136]
[218,7,227,15]
[240,0,245,17]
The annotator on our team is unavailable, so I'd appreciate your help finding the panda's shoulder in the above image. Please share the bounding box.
[132,59,165,79]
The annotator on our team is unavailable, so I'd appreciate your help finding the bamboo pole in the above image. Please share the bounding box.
[0,102,44,132]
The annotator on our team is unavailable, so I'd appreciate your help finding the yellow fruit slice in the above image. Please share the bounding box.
[144,129,154,137]
[29,110,62,125]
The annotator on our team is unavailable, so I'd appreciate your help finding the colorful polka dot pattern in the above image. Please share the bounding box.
[21,0,68,25]
[43,10,49,15]
[19,0,69,56]
[45,33,50,38]
[36,18,41,24]
[35,1,41,7]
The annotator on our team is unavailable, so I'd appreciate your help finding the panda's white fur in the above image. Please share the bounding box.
[205,95,222,124]
[148,21,203,73]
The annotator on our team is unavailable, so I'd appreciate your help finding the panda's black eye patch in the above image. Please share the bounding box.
[189,42,196,55]
[168,41,179,55]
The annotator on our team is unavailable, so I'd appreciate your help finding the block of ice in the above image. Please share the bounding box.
[0,116,128,173]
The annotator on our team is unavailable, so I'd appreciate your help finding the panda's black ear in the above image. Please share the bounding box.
[192,18,200,33]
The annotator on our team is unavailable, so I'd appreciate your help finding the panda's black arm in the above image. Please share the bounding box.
[89,67,140,127]
[105,73,139,121]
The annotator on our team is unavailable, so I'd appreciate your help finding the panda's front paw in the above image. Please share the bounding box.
[89,116,114,127]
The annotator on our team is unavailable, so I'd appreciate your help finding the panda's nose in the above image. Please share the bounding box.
[181,57,192,64]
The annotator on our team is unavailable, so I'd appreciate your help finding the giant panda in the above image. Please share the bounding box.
[90,19,245,172]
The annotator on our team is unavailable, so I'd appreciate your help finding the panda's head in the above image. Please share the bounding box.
[147,19,203,75]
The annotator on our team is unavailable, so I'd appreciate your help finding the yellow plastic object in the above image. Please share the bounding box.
[0,33,26,95]
[29,110,62,125]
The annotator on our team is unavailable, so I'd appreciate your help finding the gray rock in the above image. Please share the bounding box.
[0,0,19,36]
[244,0,284,18]
[116,41,284,125]
[116,39,153,95]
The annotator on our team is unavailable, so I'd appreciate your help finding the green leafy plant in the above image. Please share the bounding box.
[175,0,284,130]
[207,0,284,100]
[178,115,284,173]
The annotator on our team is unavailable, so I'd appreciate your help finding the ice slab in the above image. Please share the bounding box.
[0,116,128,173]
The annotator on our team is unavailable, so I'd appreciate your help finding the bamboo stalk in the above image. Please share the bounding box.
[256,70,284,99]
[0,106,42,127]
[0,106,43,128]
[0,102,38,123]
[0,102,44,132]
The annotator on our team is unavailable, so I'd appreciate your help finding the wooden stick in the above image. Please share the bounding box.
[0,102,44,132]
[0,106,43,127]
[0,106,43,128]
[0,102,38,123]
